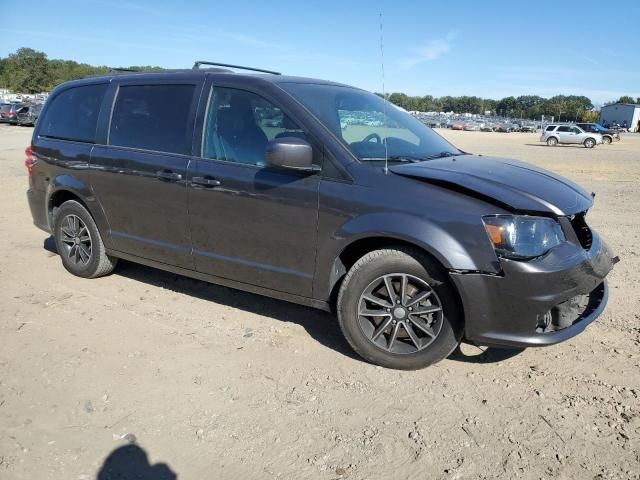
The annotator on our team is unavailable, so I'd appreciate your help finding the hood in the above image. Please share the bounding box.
[390,155,593,216]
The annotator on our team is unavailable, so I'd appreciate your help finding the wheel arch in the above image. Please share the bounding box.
[46,176,110,237]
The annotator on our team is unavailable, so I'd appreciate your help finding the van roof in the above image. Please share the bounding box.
[77,68,352,89]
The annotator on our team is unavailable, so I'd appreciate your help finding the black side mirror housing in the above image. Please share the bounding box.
[265,137,318,172]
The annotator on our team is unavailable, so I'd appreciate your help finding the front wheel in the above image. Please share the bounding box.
[336,248,462,370]
[584,138,596,148]
[602,136,612,145]
[53,200,118,278]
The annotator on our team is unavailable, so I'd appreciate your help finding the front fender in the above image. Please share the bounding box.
[314,211,501,302]
[338,212,482,271]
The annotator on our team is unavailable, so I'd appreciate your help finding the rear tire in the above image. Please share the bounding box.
[547,137,558,146]
[584,138,596,148]
[336,247,462,370]
[53,200,117,278]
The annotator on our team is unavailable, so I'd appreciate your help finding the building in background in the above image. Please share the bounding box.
[599,103,640,132]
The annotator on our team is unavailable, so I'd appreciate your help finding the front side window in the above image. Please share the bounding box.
[109,84,196,155]
[38,84,107,143]
[571,127,582,134]
[278,82,459,162]
[202,87,306,166]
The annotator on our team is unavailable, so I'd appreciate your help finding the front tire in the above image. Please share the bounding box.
[584,138,596,148]
[53,200,118,278]
[336,247,462,370]
[602,136,612,145]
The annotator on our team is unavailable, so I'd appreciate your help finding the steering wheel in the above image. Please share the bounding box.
[363,133,382,143]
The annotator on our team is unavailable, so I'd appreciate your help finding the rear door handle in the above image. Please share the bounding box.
[191,176,221,187]
[156,170,182,182]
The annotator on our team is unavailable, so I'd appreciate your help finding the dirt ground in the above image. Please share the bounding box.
[1,125,638,480]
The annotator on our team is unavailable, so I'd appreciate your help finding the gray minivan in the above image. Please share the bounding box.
[25,62,616,369]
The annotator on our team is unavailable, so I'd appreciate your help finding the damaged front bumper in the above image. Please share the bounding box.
[450,230,616,348]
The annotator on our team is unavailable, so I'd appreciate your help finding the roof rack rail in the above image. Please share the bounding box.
[192,61,281,75]
[108,67,143,73]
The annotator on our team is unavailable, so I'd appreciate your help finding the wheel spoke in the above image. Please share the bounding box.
[61,226,74,238]
[74,244,81,263]
[408,315,435,337]
[69,245,77,263]
[362,293,392,309]
[387,322,400,350]
[403,322,421,349]
[400,275,408,305]
[371,317,393,342]
[78,244,91,263]
[411,305,442,316]
[405,290,433,307]
[360,309,392,317]
[383,276,397,304]
[79,235,91,243]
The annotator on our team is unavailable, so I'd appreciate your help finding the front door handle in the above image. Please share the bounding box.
[191,176,221,187]
[156,170,182,182]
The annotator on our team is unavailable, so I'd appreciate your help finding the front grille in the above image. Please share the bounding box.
[571,213,593,250]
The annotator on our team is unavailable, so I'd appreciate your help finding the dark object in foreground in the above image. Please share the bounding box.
[25,62,616,369]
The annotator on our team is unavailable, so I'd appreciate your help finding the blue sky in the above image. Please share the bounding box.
[1,0,638,105]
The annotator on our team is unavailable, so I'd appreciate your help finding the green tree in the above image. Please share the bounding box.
[617,95,635,104]
[2,47,51,93]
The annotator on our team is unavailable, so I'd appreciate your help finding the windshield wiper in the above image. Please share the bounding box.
[360,155,423,163]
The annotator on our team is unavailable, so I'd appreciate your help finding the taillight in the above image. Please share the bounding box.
[25,146,34,176]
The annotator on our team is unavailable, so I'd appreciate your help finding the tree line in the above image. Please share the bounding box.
[0,48,161,94]
[1,47,637,122]
[379,92,637,122]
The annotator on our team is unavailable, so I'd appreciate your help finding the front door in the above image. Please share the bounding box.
[90,81,200,268]
[187,85,320,297]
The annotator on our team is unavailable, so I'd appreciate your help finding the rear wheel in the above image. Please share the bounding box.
[53,200,117,278]
[337,247,462,370]
[584,138,596,148]
[547,137,558,146]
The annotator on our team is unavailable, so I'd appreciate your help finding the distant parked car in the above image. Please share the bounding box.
[495,123,516,133]
[450,123,464,130]
[541,124,602,148]
[0,103,27,124]
[463,122,480,131]
[519,123,536,133]
[17,103,43,126]
[576,123,620,144]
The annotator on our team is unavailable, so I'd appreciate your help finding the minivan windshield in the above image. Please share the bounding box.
[278,83,462,162]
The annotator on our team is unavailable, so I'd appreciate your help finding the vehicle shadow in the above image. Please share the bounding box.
[43,236,361,363]
[524,144,585,148]
[97,443,176,480]
[448,343,525,364]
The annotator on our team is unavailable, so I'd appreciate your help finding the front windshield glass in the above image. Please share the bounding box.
[278,83,461,162]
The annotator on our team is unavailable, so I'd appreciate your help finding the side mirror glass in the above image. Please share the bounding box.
[265,137,318,172]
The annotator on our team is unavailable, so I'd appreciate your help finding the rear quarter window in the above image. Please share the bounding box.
[109,84,196,155]
[38,84,108,143]
[545,125,556,131]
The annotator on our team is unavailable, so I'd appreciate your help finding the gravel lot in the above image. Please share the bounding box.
[1,125,638,479]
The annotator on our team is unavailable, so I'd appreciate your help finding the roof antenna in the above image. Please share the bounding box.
[379,12,389,174]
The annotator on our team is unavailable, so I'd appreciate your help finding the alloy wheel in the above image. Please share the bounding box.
[357,273,443,354]
[60,214,92,265]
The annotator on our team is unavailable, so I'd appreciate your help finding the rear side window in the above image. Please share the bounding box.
[38,84,107,142]
[109,84,196,155]
[545,125,555,131]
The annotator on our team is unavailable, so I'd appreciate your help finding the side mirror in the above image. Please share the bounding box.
[265,137,318,172]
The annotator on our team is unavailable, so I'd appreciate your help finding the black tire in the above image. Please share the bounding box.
[547,137,558,146]
[602,136,612,145]
[583,138,596,148]
[336,247,462,370]
[53,200,117,278]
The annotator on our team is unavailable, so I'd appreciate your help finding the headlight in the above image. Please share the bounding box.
[482,215,565,259]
